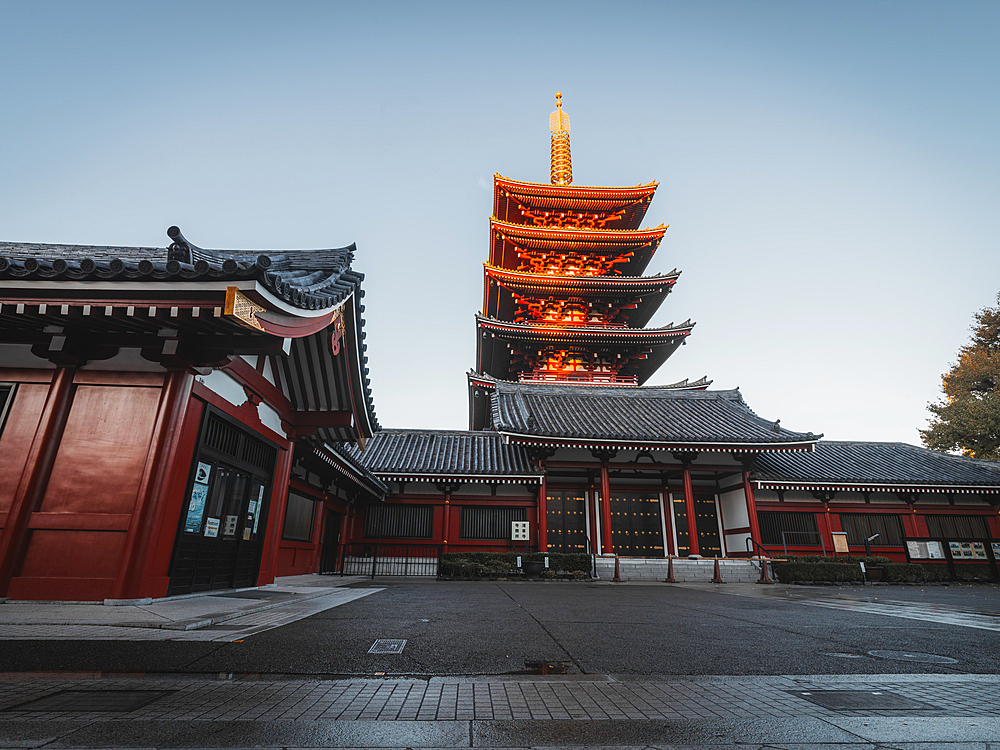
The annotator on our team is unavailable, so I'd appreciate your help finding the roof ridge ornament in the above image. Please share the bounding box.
[549,92,572,186]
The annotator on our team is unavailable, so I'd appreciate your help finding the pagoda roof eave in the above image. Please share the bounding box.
[494,174,659,198]
[476,314,694,342]
[484,264,679,291]
[491,218,667,244]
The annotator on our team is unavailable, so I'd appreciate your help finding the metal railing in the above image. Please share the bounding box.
[779,530,826,558]
[340,543,443,578]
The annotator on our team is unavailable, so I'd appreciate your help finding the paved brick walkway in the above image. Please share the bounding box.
[0,673,995,723]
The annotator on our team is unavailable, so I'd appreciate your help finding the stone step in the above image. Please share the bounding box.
[594,557,766,583]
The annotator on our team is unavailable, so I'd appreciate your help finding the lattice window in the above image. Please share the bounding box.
[0,383,16,439]
[459,507,527,540]
[758,511,819,546]
[925,515,989,539]
[364,504,433,540]
[839,514,904,546]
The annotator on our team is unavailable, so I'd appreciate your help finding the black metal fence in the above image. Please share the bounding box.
[340,543,443,578]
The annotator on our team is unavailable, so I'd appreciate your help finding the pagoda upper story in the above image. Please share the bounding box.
[474,93,695,391]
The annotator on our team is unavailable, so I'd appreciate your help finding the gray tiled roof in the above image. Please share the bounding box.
[490,380,819,448]
[0,226,365,312]
[0,226,379,433]
[350,430,541,479]
[754,441,1000,488]
[319,442,389,498]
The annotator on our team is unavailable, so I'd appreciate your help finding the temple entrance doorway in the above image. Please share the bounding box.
[671,493,723,557]
[168,410,277,595]
[610,492,664,557]
[319,510,343,573]
[546,491,588,553]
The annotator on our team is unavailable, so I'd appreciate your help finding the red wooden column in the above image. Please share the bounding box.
[112,370,194,600]
[537,470,548,553]
[682,463,700,556]
[742,470,762,554]
[0,366,77,596]
[600,462,613,554]
[258,443,294,585]
[442,494,451,549]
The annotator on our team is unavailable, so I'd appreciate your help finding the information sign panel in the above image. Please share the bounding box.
[831,532,850,553]
[511,521,530,541]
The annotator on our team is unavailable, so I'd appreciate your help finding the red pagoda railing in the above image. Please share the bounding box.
[519,371,638,386]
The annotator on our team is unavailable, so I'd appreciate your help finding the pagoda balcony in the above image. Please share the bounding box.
[518,371,639,386]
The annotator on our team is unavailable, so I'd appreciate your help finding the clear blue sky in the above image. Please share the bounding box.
[2,1,997,444]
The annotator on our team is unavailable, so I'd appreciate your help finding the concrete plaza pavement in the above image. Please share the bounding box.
[1,576,999,747]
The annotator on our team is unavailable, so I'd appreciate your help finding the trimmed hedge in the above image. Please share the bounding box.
[773,555,952,584]
[439,551,592,579]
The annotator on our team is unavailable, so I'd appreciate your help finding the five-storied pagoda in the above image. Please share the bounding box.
[470,93,707,431]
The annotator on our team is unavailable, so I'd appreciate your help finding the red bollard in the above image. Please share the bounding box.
[712,557,725,584]
[613,555,622,582]
[665,556,676,583]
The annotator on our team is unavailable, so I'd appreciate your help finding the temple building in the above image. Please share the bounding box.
[0,228,384,600]
[347,94,1000,574]
[2,95,1000,600]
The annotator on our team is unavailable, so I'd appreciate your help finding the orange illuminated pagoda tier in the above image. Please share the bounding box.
[472,93,703,423]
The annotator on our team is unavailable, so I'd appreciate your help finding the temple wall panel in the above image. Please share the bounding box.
[194,369,248,408]
[0,381,50,520]
[79,348,165,372]
[0,344,55,369]
[719,487,750,558]
[39,384,160,515]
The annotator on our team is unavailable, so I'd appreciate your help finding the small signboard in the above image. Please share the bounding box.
[511,521,530,541]
[831,532,850,554]
[204,517,220,538]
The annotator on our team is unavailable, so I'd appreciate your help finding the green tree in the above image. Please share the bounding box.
[921,294,1000,459]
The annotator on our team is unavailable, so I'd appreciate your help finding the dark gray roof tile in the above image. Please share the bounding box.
[350,430,540,479]
[491,380,819,448]
[754,441,1000,488]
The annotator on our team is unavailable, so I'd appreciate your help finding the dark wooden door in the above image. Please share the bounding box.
[610,493,664,557]
[319,510,342,573]
[546,491,588,553]
[672,493,723,557]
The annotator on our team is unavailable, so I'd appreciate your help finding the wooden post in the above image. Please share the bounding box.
[682,463,700,556]
[537,471,548,553]
[443,493,451,549]
[661,486,675,555]
[600,462,613,554]
[0,366,77,596]
[742,470,762,556]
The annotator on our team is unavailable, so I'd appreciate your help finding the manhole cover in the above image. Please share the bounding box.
[789,690,935,710]
[368,639,406,654]
[6,691,173,712]
[868,650,958,664]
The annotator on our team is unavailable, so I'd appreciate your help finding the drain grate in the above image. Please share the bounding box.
[789,690,935,711]
[868,650,958,664]
[368,639,407,654]
[6,690,174,712]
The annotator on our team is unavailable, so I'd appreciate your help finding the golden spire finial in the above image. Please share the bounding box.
[549,92,572,185]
